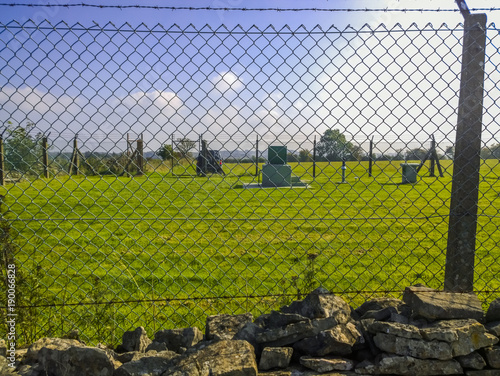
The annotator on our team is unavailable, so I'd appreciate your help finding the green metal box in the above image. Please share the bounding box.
[268,146,287,165]
[401,163,419,184]
[262,164,292,187]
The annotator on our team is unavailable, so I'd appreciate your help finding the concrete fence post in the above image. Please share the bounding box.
[444,13,487,292]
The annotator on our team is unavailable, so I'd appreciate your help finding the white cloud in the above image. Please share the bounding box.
[211,71,243,94]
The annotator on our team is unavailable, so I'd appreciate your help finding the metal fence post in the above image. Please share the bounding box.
[201,139,208,177]
[42,137,49,179]
[255,135,259,177]
[430,137,436,177]
[136,138,144,176]
[0,136,4,186]
[444,13,487,293]
[368,136,374,178]
[68,135,80,176]
[313,135,316,179]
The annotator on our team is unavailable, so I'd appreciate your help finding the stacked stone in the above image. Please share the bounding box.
[3,285,500,376]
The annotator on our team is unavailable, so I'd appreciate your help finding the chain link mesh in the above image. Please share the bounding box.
[0,20,499,345]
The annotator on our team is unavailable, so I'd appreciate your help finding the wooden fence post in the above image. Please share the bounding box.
[444,12,487,293]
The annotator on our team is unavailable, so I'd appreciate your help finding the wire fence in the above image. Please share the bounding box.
[0,19,500,346]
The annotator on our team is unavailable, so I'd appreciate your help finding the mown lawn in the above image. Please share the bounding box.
[1,159,499,345]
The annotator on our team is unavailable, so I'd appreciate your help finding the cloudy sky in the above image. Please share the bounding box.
[1,0,499,155]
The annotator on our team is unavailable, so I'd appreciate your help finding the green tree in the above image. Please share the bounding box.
[4,121,43,174]
[157,144,175,161]
[316,129,356,161]
[481,143,500,159]
[445,146,454,160]
[299,149,313,162]
[287,152,298,163]
[176,138,196,161]
[405,148,427,161]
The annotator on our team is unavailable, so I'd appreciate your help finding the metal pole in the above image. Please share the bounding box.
[42,137,49,179]
[69,135,80,176]
[201,139,208,177]
[341,159,346,183]
[444,12,487,293]
[0,136,4,186]
[255,135,259,177]
[313,135,316,179]
[171,136,174,174]
[368,136,374,178]
[136,138,144,176]
[430,136,436,177]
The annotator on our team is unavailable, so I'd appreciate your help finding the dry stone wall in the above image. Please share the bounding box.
[2,285,500,376]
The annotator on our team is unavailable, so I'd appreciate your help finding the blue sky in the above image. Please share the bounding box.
[1,0,498,29]
[1,1,500,155]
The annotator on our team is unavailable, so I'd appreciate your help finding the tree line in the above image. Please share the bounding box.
[3,122,500,176]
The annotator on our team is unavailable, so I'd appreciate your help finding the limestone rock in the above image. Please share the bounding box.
[257,314,348,347]
[300,356,354,372]
[355,355,463,375]
[234,322,264,354]
[16,363,41,376]
[403,286,484,321]
[206,313,253,341]
[355,297,405,316]
[430,320,499,357]
[465,371,500,376]
[486,298,500,323]
[484,346,500,368]
[154,327,203,353]
[258,347,293,371]
[456,352,486,370]
[257,319,314,347]
[116,351,153,364]
[280,287,351,320]
[293,322,362,356]
[145,342,168,353]
[373,332,453,360]
[114,350,178,376]
[25,337,81,364]
[258,371,291,376]
[354,298,409,322]
[0,356,18,376]
[163,340,257,376]
[360,306,399,321]
[420,327,459,343]
[122,327,152,353]
[368,321,422,340]
[38,344,115,376]
[486,321,500,337]
[255,311,309,329]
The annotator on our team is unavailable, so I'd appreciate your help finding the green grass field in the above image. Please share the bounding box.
[1,159,500,345]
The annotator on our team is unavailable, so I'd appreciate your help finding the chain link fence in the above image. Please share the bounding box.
[0,19,499,346]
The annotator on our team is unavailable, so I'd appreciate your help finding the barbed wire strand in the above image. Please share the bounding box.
[0,3,499,12]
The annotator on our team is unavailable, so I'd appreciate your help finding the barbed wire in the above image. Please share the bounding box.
[0,3,499,13]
